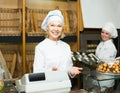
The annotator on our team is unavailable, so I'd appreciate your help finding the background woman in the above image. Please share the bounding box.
[96,22,118,64]
[95,22,118,92]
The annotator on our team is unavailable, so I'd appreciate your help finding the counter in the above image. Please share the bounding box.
[82,70,120,93]
[3,80,85,93]
[3,80,88,93]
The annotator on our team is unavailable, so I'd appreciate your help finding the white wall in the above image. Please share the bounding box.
[81,0,120,28]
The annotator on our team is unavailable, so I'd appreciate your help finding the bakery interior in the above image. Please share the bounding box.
[0,0,120,93]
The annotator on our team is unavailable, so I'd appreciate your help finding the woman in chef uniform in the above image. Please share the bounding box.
[33,10,83,77]
[95,22,118,92]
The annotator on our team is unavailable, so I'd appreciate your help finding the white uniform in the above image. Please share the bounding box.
[96,39,117,64]
[95,39,117,88]
[33,38,73,73]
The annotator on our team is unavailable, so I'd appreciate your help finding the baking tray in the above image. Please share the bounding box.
[96,70,120,76]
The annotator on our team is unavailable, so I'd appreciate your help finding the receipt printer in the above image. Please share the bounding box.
[15,71,72,93]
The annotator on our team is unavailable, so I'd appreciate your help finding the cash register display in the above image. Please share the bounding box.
[29,73,45,82]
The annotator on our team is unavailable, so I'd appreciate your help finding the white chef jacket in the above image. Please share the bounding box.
[33,38,73,73]
[95,39,117,65]
[95,39,117,88]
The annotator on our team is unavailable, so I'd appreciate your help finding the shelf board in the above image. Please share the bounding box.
[0,26,19,28]
[61,35,77,42]
[0,18,20,21]
[26,35,77,43]
[26,36,45,43]
[0,36,22,43]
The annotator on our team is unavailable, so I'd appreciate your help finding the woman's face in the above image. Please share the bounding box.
[47,21,63,41]
[101,30,111,41]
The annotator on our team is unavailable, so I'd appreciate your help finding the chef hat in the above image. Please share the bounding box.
[41,10,64,31]
[102,22,118,38]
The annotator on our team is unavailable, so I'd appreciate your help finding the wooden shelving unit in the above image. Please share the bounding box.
[0,8,22,36]
[0,0,23,79]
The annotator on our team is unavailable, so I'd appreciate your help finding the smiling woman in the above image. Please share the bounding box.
[33,9,83,78]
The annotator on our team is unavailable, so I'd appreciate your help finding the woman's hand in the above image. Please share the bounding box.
[52,66,58,71]
[70,67,83,76]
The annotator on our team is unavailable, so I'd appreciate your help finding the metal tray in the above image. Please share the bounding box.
[96,70,120,76]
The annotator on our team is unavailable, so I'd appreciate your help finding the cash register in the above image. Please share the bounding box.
[15,71,71,93]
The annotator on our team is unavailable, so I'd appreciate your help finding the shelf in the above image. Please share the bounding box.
[26,36,45,43]
[0,36,22,43]
[26,35,77,43]
[0,8,22,34]
[0,31,21,36]
[0,19,20,21]
[61,35,77,42]
[0,26,19,28]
